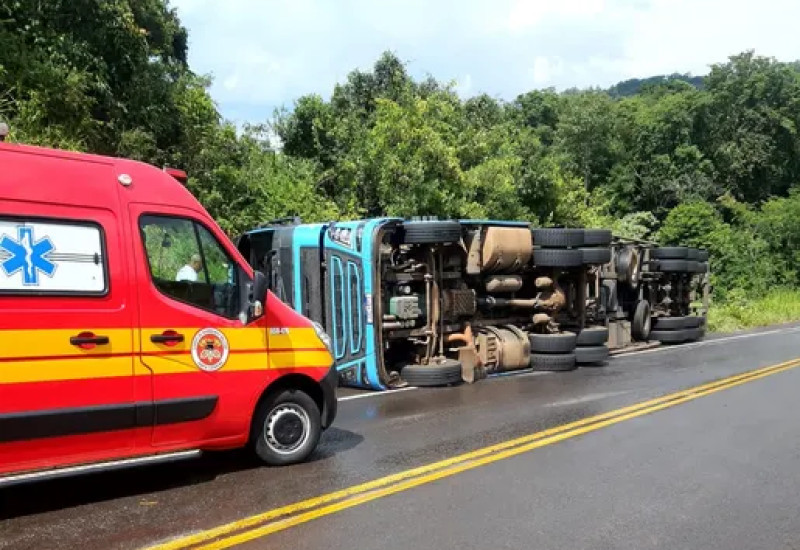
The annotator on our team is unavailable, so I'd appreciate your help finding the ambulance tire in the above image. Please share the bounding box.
[252,389,322,466]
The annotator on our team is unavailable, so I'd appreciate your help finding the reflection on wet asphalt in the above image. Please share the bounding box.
[1,324,800,550]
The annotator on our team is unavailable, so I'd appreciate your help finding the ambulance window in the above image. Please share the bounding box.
[139,215,239,319]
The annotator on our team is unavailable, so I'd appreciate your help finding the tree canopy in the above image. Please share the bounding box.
[3,2,800,301]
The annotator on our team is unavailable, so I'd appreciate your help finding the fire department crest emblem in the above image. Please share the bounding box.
[191,328,229,372]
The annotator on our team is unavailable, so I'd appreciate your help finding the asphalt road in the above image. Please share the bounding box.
[2,323,800,550]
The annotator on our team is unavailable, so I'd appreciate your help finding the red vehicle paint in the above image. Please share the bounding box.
[0,142,336,484]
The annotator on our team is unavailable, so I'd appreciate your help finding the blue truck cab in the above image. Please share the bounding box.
[239,218,605,391]
[238,218,403,389]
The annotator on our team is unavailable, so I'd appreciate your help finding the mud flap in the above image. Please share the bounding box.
[458,346,480,384]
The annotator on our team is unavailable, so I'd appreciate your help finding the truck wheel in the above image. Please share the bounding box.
[531,228,584,248]
[653,316,687,330]
[583,229,612,246]
[650,329,689,344]
[686,248,700,260]
[576,326,609,346]
[529,332,577,353]
[252,389,321,466]
[684,328,705,342]
[684,316,703,328]
[531,353,577,371]
[631,300,651,341]
[651,246,688,259]
[575,345,609,365]
[401,360,462,386]
[685,261,701,273]
[580,247,612,265]
[697,249,709,261]
[533,248,583,267]
[616,247,640,286]
[653,259,689,272]
[402,221,462,244]
[696,262,709,273]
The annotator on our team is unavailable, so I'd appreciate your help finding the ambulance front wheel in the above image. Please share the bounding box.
[252,389,322,466]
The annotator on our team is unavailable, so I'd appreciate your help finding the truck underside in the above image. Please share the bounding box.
[240,218,710,391]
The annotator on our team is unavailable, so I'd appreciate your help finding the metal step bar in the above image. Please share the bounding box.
[0,449,202,488]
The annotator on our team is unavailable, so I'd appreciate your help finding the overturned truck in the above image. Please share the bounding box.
[238,219,709,390]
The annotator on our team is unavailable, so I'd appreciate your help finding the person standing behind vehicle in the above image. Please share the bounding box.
[176,253,202,282]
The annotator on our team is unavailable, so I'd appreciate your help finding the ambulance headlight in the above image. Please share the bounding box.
[312,321,333,354]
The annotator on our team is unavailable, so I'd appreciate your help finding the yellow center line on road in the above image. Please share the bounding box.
[149,357,800,550]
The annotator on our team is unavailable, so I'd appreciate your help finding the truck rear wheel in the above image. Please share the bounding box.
[533,248,583,267]
[531,353,577,371]
[575,345,609,365]
[529,332,577,353]
[531,228,584,248]
[576,326,609,346]
[402,220,462,244]
[631,300,651,341]
[651,246,688,259]
[252,389,321,466]
[583,229,612,246]
[401,360,463,386]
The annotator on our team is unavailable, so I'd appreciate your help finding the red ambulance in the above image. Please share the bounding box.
[0,142,337,485]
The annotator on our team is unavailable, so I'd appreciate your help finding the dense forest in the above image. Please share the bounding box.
[2,1,800,319]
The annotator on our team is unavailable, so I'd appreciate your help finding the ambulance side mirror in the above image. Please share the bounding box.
[249,271,269,320]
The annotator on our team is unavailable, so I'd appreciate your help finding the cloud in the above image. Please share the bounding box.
[171,0,800,123]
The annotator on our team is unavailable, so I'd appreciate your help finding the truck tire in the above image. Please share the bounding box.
[685,327,705,342]
[697,249,709,261]
[580,247,612,265]
[616,247,640,286]
[533,248,583,267]
[653,259,689,272]
[650,329,689,344]
[575,345,609,365]
[684,316,703,328]
[531,228,584,248]
[653,316,687,330]
[651,246,688,259]
[685,261,700,273]
[686,248,699,260]
[696,262,709,273]
[402,221,462,244]
[401,360,463,386]
[529,332,577,353]
[583,229,612,246]
[252,389,322,466]
[576,326,609,346]
[531,353,577,371]
[631,300,652,341]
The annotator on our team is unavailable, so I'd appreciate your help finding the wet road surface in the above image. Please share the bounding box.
[2,323,800,550]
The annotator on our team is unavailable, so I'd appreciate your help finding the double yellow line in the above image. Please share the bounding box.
[150,357,800,550]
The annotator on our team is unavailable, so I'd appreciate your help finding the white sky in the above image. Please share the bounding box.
[172,0,800,123]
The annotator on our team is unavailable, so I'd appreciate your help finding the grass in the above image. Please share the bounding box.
[708,288,800,333]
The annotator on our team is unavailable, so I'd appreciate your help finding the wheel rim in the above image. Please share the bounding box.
[264,404,311,455]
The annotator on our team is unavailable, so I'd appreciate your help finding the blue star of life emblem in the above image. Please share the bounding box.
[0,226,57,286]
